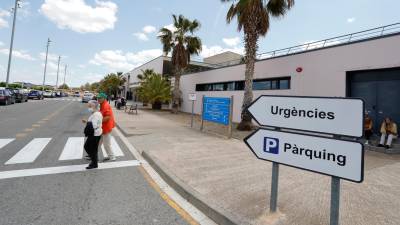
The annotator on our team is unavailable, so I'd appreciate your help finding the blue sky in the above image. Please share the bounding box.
[0,0,399,87]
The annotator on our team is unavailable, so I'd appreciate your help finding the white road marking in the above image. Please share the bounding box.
[59,137,85,160]
[101,136,124,157]
[0,139,14,150]
[0,160,140,180]
[111,136,124,156]
[5,138,52,165]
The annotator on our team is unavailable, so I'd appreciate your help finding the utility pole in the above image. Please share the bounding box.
[63,64,67,86]
[55,56,61,89]
[42,38,51,91]
[5,0,21,88]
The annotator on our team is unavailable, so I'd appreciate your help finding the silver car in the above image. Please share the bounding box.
[81,93,94,103]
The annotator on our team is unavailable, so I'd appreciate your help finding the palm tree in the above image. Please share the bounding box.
[158,14,202,113]
[137,72,171,110]
[222,0,295,130]
[137,69,155,82]
[137,69,156,106]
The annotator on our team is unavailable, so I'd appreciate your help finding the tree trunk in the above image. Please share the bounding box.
[237,18,259,131]
[171,67,182,114]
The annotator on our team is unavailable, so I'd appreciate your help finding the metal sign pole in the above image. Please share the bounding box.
[227,96,234,138]
[330,177,341,225]
[191,100,195,128]
[270,162,279,213]
[200,95,204,131]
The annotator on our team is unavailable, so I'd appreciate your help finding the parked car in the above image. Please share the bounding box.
[0,88,16,105]
[82,93,94,103]
[28,90,44,100]
[13,89,28,103]
[43,91,55,98]
[74,91,80,97]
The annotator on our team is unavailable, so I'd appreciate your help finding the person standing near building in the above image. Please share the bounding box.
[378,117,398,149]
[97,92,116,161]
[364,113,373,145]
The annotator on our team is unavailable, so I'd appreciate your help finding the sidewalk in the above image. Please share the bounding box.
[114,108,400,225]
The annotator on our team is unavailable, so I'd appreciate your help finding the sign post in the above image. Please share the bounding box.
[201,96,233,138]
[330,177,340,225]
[188,93,197,128]
[270,162,279,213]
[244,95,364,224]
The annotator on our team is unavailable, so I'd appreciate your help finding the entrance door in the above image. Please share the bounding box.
[349,68,400,133]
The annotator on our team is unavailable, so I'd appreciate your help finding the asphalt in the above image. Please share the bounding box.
[0,98,188,225]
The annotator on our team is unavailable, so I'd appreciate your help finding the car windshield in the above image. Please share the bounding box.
[0,90,4,95]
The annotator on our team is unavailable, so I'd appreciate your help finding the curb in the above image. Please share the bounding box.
[115,123,129,137]
[141,150,250,225]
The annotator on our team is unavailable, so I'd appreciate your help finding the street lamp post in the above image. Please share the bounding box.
[42,38,51,91]
[55,56,61,89]
[5,0,21,88]
[63,64,67,86]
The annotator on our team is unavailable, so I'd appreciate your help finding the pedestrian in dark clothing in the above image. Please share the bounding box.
[82,100,103,169]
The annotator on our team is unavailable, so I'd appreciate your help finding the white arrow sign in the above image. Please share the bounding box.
[245,129,364,182]
[247,95,364,137]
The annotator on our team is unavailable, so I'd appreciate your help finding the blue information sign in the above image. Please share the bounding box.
[202,97,231,125]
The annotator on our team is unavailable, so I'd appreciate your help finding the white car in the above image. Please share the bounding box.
[82,93,94,103]
[43,91,54,98]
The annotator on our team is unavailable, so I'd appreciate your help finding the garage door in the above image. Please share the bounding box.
[349,68,400,133]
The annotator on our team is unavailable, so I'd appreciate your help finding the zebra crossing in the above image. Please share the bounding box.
[0,136,127,165]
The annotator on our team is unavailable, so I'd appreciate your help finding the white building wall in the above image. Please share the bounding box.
[180,34,400,123]
[125,56,164,88]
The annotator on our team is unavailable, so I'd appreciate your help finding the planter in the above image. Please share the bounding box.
[152,101,162,110]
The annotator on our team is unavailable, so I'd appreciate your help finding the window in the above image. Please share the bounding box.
[254,80,271,90]
[195,77,290,92]
[279,79,290,89]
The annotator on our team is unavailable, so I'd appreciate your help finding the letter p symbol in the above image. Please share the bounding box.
[263,137,279,154]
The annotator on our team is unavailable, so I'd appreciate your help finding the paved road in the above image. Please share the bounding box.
[0,98,188,225]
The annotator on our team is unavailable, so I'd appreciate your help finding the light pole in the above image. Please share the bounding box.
[55,56,61,89]
[5,0,21,88]
[42,38,51,91]
[63,64,67,86]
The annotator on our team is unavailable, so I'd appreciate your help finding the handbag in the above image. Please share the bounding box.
[84,121,95,137]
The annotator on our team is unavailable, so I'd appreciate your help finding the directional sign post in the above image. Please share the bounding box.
[245,129,364,182]
[244,95,364,225]
[188,93,197,128]
[247,96,364,137]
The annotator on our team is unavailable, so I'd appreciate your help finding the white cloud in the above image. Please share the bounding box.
[39,52,60,61]
[0,9,11,29]
[133,25,157,41]
[163,24,176,32]
[143,25,156,34]
[200,45,244,58]
[222,37,240,47]
[89,49,163,71]
[39,0,118,33]
[133,32,149,41]
[18,1,32,19]
[347,17,356,23]
[0,48,36,61]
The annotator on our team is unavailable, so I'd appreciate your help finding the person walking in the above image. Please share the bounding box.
[97,92,116,161]
[82,100,103,169]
